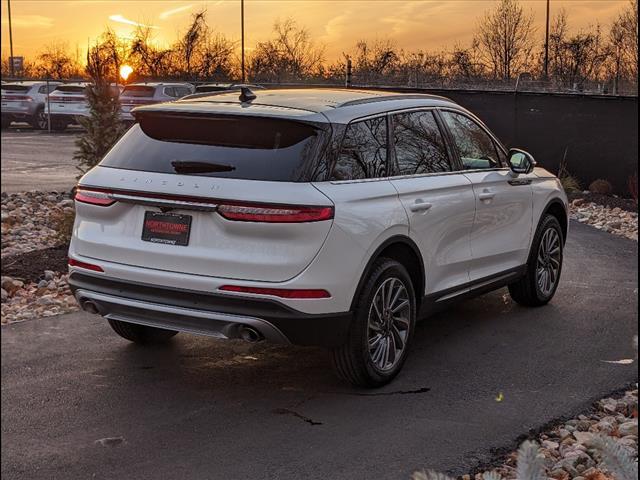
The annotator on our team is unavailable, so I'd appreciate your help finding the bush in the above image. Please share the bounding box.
[560,175,582,193]
[589,178,613,195]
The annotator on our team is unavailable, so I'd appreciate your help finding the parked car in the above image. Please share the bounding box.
[1,81,61,129]
[46,82,90,130]
[119,82,194,121]
[47,83,121,130]
[69,88,568,387]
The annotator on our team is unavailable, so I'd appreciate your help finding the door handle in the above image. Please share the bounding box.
[409,200,433,212]
[478,191,495,201]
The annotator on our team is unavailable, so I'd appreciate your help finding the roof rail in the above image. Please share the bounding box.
[337,93,451,108]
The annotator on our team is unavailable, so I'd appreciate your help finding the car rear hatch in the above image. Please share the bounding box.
[74,111,334,282]
[120,85,158,112]
[49,85,88,113]
[1,84,33,110]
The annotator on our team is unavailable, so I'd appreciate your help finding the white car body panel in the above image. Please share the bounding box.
[390,173,476,294]
[463,169,535,281]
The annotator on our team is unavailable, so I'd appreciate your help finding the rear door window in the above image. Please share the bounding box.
[331,117,388,180]
[391,111,451,175]
[100,114,328,182]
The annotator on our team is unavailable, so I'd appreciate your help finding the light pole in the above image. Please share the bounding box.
[8,0,15,77]
[241,0,245,83]
[544,0,550,79]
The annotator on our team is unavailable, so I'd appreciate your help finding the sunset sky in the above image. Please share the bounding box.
[0,0,630,62]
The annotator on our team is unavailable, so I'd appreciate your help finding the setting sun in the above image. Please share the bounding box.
[119,64,133,81]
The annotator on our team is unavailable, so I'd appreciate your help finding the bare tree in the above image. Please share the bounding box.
[129,26,173,78]
[448,39,487,81]
[607,0,638,90]
[248,18,324,82]
[476,0,536,80]
[33,42,83,79]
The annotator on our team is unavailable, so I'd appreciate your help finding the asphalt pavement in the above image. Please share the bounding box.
[1,128,80,193]
[1,221,638,480]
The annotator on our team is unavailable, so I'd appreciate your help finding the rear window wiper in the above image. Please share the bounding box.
[171,161,236,174]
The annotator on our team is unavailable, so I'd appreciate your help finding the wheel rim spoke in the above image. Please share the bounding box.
[367,276,411,372]
[535,227,562,296]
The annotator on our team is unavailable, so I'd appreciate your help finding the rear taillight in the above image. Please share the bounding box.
[49,95,84,103]
[74,188,116,206]
[1,95,32,101]
[219,285,331,299]
[68,258,104,272]
[217,203,334,223]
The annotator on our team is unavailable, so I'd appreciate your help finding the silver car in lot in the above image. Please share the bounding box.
[119,82,194,122]
[1,81,61,129]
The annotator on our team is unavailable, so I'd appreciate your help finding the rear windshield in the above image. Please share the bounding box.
[99,114,329,182]
[122,86,155,97]
[2,85,30,92]
[57,85,86,93]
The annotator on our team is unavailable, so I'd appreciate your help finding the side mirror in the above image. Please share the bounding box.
[507,148,536,175]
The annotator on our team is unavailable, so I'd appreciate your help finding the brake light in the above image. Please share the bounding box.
[49,95,84,103]
[1,95,32,101]
[68,258,104,272]
[219,285,331,299]
[75,188,116,206]
[217,203,334,223]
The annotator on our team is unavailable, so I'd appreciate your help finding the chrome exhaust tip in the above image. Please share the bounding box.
[81,300,100,315]
[239,326,264,343]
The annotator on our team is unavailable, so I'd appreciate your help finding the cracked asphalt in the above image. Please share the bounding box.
[1,222,637,480]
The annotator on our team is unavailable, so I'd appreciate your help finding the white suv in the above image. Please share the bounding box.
[69,88,568,387]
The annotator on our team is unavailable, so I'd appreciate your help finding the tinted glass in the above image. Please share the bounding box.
[57,85,86,93]
[2,85,29,92]
[122,86,155,97]
[163,87,176,97]
[174,87,192,97]
[392,111,450,175]
[441,111,500,170]
[100,115,328,182]
[331,117,388,180]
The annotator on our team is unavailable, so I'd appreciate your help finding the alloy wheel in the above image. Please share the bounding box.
[536,227,561,297]
[367,277,411,372]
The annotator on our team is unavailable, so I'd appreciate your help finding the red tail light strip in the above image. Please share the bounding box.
[75,186,334,223]
[1,95,32,101]
[68,258,104,272]
[219,285,331,299]
[217,204,333,223]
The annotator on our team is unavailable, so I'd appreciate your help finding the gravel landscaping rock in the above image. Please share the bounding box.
[570,200,638,242]
[468,387,639,480]
[1,190,73,257]
[0,272,78,324]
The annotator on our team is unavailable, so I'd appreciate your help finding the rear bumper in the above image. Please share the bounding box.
[68,272,352,347]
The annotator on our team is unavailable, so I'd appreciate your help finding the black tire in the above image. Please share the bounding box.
[107,319,178,344]
[51,120,68,131]
[1,116,10,129]
[331,257,416,388]
[30,107,48,130]
[509,214,564,307]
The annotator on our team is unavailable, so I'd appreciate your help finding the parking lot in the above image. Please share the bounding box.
[1,127,80,193]
[2,222,637,480]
